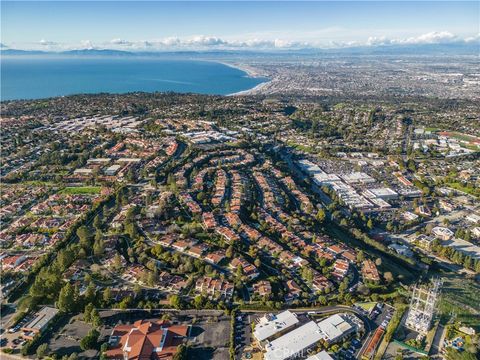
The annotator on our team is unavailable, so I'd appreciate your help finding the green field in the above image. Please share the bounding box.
[354,301,377,312]
[437,274,480,330]
[60,186,102,195]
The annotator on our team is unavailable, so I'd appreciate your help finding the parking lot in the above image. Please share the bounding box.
[0,312,35,352]
[188,317,231,360]
[46,315,102,359]
[235,312,257,360]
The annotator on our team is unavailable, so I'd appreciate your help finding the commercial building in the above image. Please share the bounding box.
[21,306,59,340]
[432,226,454,241]
[316,313,356,344]
[105,320,190,360]
[253,310,299,343]
[105,164,122,176]
[307,351,334,360]
[264,314,358,360]
[363,187,398,200]
[264,321,325,360]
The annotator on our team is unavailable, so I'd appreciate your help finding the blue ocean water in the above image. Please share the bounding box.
[0,57,266,100]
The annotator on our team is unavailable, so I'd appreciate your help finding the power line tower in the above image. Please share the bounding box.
[405,278,442,334]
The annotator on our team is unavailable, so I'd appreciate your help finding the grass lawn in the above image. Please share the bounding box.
[446,182,480,198]
[60,186,102,195]
[355,301,377,312]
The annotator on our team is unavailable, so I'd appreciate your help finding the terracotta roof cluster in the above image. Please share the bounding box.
[253,280,272,297]
[195,276,234,299]
[211,169,226,206]
[105,320,190,360]
[361,259,380,282]
[332,259,350,280]
[230,170,244,213]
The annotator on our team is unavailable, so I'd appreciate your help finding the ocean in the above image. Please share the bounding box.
[0,57,266,101]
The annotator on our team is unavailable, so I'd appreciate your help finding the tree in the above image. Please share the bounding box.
[367,218,373,230]
[57,283,75,313]
[80,329,100,351]
[77,225,92,250]
[173,344,188,360]
[84,303,95,323]
[36,343,49,359]
[384,272,394,283]
[93,232,105,257]
[93,215,101,229]
[113,253,124,271]
[316,209,326,223]
[356,250,365,263]
[169,295,183,309]
[102,287,112,306]
[318,295,327,305]
[84,282,97,305]
[194,295,205,310]
[226,245,234,259]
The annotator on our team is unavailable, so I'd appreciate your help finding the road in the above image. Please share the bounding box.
[430,324,446,359]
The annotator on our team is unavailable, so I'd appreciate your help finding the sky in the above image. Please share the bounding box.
[1,1,479,51]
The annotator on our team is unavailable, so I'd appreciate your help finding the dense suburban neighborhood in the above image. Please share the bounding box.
[0,91,479,360]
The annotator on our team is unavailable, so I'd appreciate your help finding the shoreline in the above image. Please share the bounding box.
[213,61,272,96]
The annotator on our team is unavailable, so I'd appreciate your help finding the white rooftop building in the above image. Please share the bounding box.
[432,226,454,240]
[253,310,299,343]
[307,351,334,360]
[316,313,355,343]
[264,321,324,360]
[298,159,324,175]
[264,314,357,360]
[340,172,375,184]
[363,187,398,200]
[313,173,342,186]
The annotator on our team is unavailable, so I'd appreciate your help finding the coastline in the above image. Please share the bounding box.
[212,60,272,96]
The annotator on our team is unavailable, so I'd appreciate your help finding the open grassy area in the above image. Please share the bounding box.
[60,186,102,195]
[445,182,480,198]
[355,302,377,312]
[437,274,480,331]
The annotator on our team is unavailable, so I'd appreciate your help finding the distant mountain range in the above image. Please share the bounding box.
[1,43,479,57]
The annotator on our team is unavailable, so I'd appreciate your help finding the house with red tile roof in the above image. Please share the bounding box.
[230,257,259,280]
[204,250,226,265]
[202,212,217,230]
[252,280,272,298]
[195,276,234,300]
[361,260,380,282]
[285,280,302,302]
[105,320,190,360]
[332,259,350,281]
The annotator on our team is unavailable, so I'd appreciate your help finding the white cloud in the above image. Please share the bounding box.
[366,36,392,46]
[39,39,57,46]
[110,38,132,46]
[7,31,479,52]
[364,31,478,47]
[464,33,480,43]
[401,31,457,45]
[80,40,94,49]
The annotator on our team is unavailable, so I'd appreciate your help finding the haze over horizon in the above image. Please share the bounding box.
[1,1,479,51]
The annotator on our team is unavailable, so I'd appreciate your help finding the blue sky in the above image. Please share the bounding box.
[1,1,479,50]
